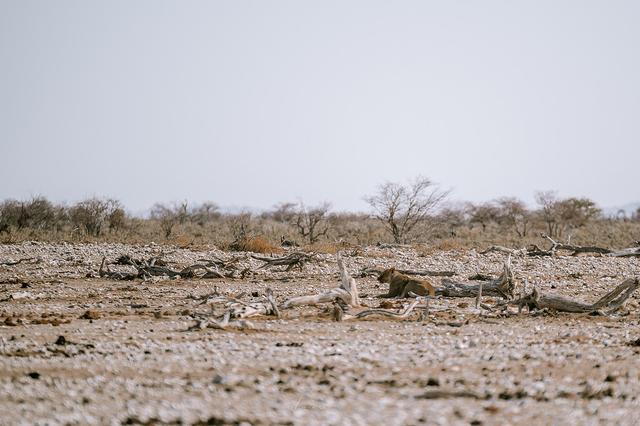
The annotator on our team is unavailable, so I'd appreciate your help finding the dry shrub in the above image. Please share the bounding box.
[172,234,193,248]
[230,236,282,254]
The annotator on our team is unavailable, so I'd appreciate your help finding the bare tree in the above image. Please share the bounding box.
[535,190,560,237]
[535,191,600,238]
[365,176,449,243]
[69,198,123,237]
[467,202,501,232]
[269,202,297,223]
[150,201,188,239]
[496,197,530,237]
[107,206,127,233]
[191,202,220,226]
[556,197,601,231]
[294,202,331,244]
[229,211,253,244]
[436,205,467,238]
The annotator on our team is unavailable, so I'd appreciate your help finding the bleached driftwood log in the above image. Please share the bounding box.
[609,247,640,258]
[436,255,516,299]
[538,235,612,256]
[333,299,423,321]
[513,277,640,314]
[189,288,280,330]
[283,254,359,308]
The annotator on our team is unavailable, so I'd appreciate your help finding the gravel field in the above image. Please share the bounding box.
[1,242,640,425]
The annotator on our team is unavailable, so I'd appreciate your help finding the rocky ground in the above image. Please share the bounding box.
[1,242,639,425]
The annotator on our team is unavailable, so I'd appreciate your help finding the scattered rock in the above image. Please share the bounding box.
[627,338,640,347]
[3,317,18,326]
[426,377,440,387]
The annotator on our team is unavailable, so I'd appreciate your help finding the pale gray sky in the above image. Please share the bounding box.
[1,1,639,213]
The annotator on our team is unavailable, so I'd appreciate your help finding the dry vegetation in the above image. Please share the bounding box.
[1,188,639,253]
[1,185,640,424]
[1,238,639,424]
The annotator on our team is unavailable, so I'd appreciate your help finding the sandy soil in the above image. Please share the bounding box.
[1,242,639,425]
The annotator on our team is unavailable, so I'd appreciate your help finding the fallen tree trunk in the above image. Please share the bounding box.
[537,235,612,256]
[513,277,639,314]
[608,247,640,258]
[436,255,516,299]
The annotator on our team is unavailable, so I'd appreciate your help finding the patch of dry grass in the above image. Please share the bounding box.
[228,236,282,254]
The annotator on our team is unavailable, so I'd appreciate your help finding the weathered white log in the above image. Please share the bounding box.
[283,287,353,308]
[338,254,360,307]
[265,288,281,319]
[283,253,360,308]
[332,299,424,321]
[608,247,640,258]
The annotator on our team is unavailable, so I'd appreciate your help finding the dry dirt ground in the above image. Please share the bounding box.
[1,242,640,425]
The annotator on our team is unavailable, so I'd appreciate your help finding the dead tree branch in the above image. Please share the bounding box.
[481,235,639,258]
[98,257,138,280]
[335,299,423,321]
[437,255,516,299]
[188,311,255,331]
[283,253,359,308]
[99,256,226,280]
[539,234,612,256]
[252,252,315,271]
[189,288,281,330]
[512,277,639,314]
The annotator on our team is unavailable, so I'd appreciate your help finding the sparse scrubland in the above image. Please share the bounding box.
[1,181,640,425]
[1,180,639,253]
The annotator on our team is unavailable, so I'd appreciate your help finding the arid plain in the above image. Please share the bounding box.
[1,242,639,425]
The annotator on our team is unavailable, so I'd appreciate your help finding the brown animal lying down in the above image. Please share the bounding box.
[377,268,436,298]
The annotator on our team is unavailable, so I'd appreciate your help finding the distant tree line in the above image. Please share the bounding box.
[1,177,638,250]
